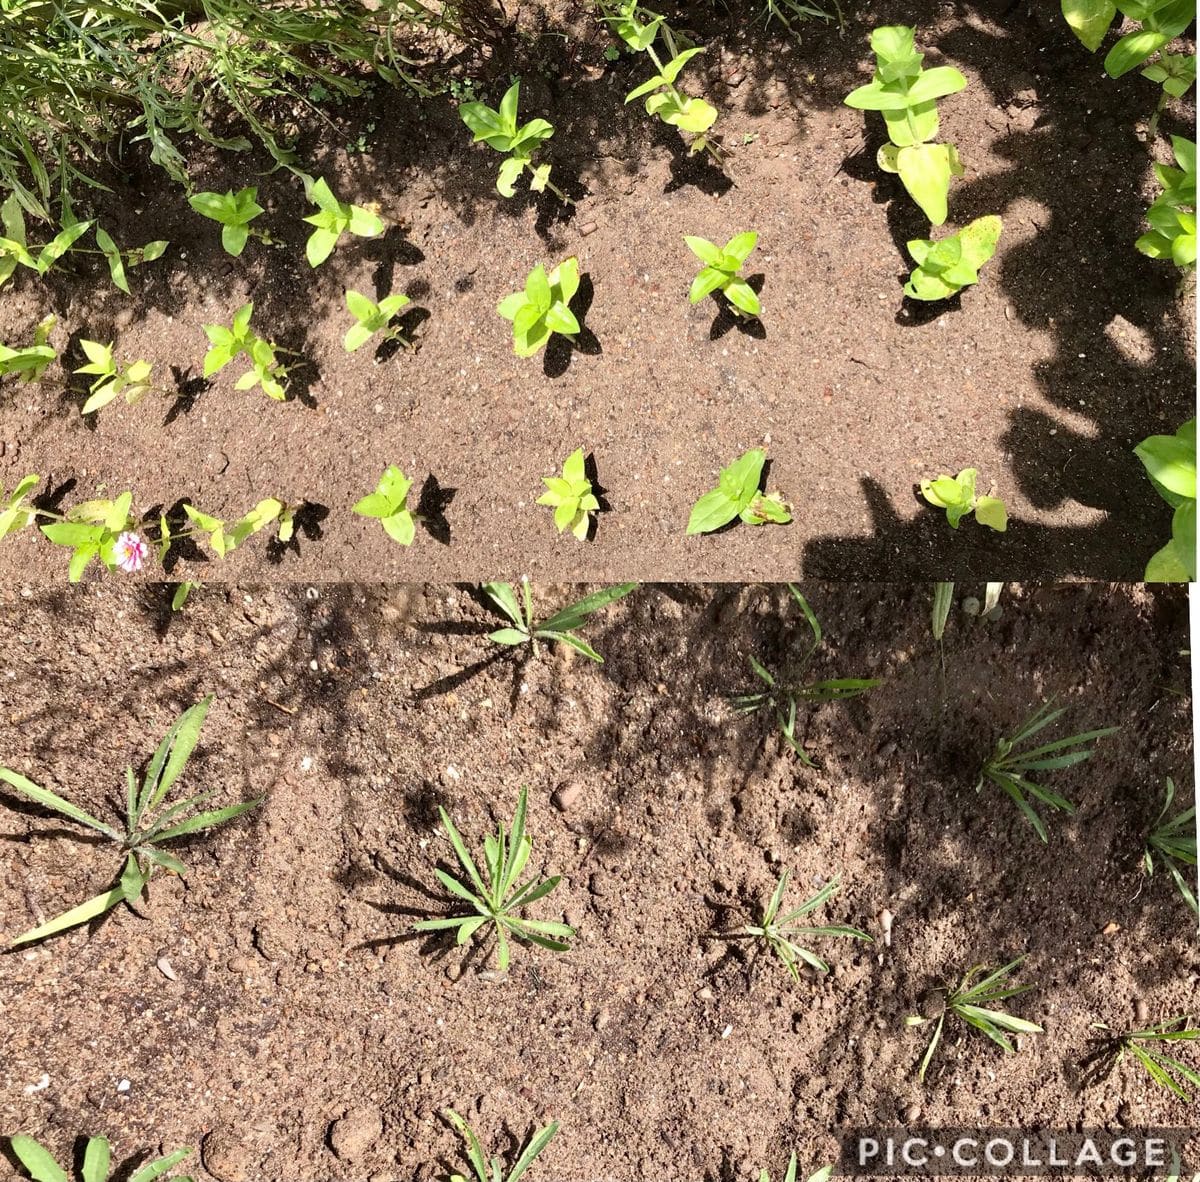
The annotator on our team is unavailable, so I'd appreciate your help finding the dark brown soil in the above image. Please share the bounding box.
[0,1,1194,583]
[0,582,1194,1181]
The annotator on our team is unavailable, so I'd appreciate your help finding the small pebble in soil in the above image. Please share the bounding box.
[329,1106,383,1161]
[1134,997,1150,1023]
[552,782,584,811]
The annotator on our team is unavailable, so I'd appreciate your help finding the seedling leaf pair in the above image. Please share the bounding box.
[443,1109,558,1182]
[353,465,418,545]
[460,81,565,200]
[188,186,265,256]
[537,448,599,540]
[497,259,581,356]
[920,468,1007,531]
[9,1135,194,1182]
[685,232,761,316]
[344,289,411,352]
[181,498,295,558]
[905,216,1003,301]
[75,340,153,415]
[202,301,289,400]
[687,448,790,535]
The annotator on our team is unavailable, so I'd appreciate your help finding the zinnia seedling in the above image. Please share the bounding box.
[977,700,1119,843]
[302,176,383,267]
[1085,1015,1200,1101]
[0,314,56,383]
[1062,0,1195,77]
[920,468,1007,531]
[75,340,153,415]
[8,1134,195,1182]
[443,1108,559,1182]
[1134,416,1195,581]
[202,301,290,400]
[188,185,266,256]
[1144,776,1197,915]
[414,787,573,971]
[0,696,261,946]
[483,580,637,663]
[686,448,790,535]
[178,497,296,558]
[497,258,581,357]
[1136,135,1196,269]
[39,489,143,582]
[537,448,599,540]
[344,289,412,352]
[353,465,419,545]
[685,231,761,316]
[906,957,1043,1081]
[904,215,1002,301]
[718,871,872,983]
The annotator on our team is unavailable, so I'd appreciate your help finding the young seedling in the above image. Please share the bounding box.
[344,289,411,352]
[976,700,1119,842]
[74,340,153,414]
[758,1156,833,1182]
[8,1135,195,1182]
[0,696,261,946]
[39,490,146,582]
[0,475,39,542]
[1145,776,1197,915]
[188,186,267,256]
[730,584,880,765]
[1135,416,1195,581]
[497,259,581,357]
[0,315,56,383]
[920,468,1007,531]
[687,448,790,535]
[202,301,291,400]
[352,465,419,545]
[1062,0,1195,78]
[414,787,573,970]
[443,1108,559,1182]
[1143,53,1196,135]
[906,957,1043,1081]
[905,216,1003,301]
[1136,135,1196,269]
[685,231,761,316]
[302,176,383,267]
[1086,1016,1200,1100]
[601,0,720,160]
[718,871,872,982]
[459,80,569,201]
[843,26,968,225]
[537,448,598,540]
[483,580,637,663]
[178,498,296,558]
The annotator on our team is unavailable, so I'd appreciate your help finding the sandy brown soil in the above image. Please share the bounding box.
[0,0,1194,583]
[0,582,1194,1180]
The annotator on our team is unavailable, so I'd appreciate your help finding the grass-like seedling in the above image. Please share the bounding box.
[1136,136,1195,269]
[719,872,872,982]
[1135,416,1195,581]
[497,259,581,357]
[459,80,568,201]
[905,216,1002,301]
[202,301,291,400]
[188,186,266,256]
[302,176,383,267]
[414,787,573,971]
[443,1109,559,1182]
[906,957,1043,1081]
[537,448,599,540]
[483,580,636,663]
[758,1156,833,1182]
[730,584,880,766]
[344,289,412,352]
[920,468,1007,531]
[687,448,790,535]
[9,1135,194,1182]
[1086,1016,1200,1101]
[977,700,1119,842]
[353,465,420,545]
[75,340,153,414]
[0,696,261,946]
[685,231,761,317]
[1145,776,1197,915]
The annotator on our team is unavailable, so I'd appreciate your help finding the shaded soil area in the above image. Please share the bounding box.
[0,0,1194,583]
[0,582,1195,1181]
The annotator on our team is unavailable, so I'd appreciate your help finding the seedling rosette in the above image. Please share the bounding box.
[685,231,761,316]
[353,465,419,545]
[687,448,790,535]
[905,216,1002,301]
[460,80,568,201]
[497,258,582,357]
[443,1108,559,1182]
[483,580,637,662]
[75,339,153,414]
[1144,776,1197,914]
[302,176,383,267]
[188,186,265,256]
[344,289,412,352]
[202,301,290,400]
[537,448,599,540]
[920,468,1007,531]
[1136,135,1196,269]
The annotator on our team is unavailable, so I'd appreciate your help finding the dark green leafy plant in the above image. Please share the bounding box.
[920,468,1007,531]
[730,584,880,765]
[0,696,261,946]
[1135,417,1195,580]
[1145,777,1197,915]
[459,81,568,201]
[906,957,1043,1081]
[414,788,573,970]
[905,216,1002,300]
[685,231,761,316]
[1136,135,1196,269]
[843,25,967,224]
[8,1135,194,1182]
[686,449,790,535]
[344,289,411,352]
[977,700,1119,842]
[443,1109,559,1182]
[1087,1016,1200,1100]
[718,872,872,982]
[497,259,581,357]
[537,448,599,540]
[187,186,266,256]
[483,580,637,663]
[1061,0,1195,79]
[202,301,290,400]
[353,465,419,545]
[302,176,383,267]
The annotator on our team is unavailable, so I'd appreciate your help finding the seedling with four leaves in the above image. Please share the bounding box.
[483,580,637,663]
[718,871,872,982]
[906,957,1043,1081]
[202,301,291,400]
[344,289,412,352]
[8,1135,195,1182]
[0,696,261,946]
[188,186,266,256]
[302,176,384,267]
[459,81,570,201]
[976,700,1119,843]
[443,1108,559,1182]
[920,468,1007,531]
[75,340,153,414]
[1144,776,1197,915]
[905,216,1002,301]
[537,448,599,540]
[843,26,968,225]
[353,465,420,545]
[1135,416,1195,580]
[414,787,573,970]
[729,584,880,765]
[685,231,762,317]
[686,448,790,535]
[497,259,582,357]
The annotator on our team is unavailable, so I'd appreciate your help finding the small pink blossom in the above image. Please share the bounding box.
[113,531,148,574]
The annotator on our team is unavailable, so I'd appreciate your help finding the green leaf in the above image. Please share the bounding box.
[381,510,416,546]
[687,488,739,535]
[81,1136,111,1182]
[95,226,129,293]
[1062,0,1117,51]
[0,767,119,837]
[10,880,130,946]
[306,226,340,267]
[129,1150,194,1182]
[10,1137,68,1182]
[975,495,1008,532]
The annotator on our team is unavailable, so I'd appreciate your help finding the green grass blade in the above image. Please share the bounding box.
[149,797,260,842]
[140,694,213,815]
[0,767,119,838]
[434,868,490,914]
[439,807,488,898]
[129,1149,194,1182]
[918,1012,945,1080]
[536,582,637,633]
[444,1110,489,1182]
[10,879,128,946]
[508,1121,559,1182]
[786,584,822,653]
[482,582,526,630]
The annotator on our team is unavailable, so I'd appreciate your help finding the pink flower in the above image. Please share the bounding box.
[113,531,148,574]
